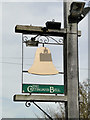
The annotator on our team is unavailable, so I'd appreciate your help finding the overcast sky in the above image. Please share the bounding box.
[0,0,89,119]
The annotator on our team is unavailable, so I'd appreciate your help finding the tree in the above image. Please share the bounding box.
[79,81,88,118]
[39,81,89,119]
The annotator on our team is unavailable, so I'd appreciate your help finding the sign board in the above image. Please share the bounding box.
[22,84,64,94]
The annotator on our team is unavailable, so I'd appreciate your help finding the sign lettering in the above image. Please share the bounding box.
[23,84,64,94]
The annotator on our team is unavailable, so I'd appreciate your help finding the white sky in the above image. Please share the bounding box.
[0,0,89,119]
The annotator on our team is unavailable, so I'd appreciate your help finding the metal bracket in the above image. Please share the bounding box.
[22,34,64,46]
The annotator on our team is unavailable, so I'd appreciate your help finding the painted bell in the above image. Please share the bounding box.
[28,47,59,75]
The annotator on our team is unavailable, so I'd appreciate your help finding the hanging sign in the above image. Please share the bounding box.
[22,84,64,94]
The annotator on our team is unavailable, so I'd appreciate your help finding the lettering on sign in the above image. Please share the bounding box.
[22,84,64,94]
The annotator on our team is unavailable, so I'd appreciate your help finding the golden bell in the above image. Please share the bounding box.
[28,47,59,75]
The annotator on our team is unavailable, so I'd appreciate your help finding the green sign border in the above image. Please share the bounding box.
[22,84,64,94]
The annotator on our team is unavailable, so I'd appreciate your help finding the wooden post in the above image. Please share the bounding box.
[64,1,79,119]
